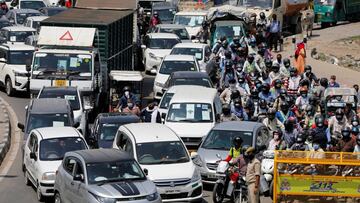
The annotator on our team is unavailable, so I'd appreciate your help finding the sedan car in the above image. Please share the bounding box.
[5,9,43,26]
[162,71,213,93]
[54,149,161,203]
[150,24,190,42]
[192,121,269,184]
[141,33,181,74]
[0,26,36,43]
[153,55,199,100]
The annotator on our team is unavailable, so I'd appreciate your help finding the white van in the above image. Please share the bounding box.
[164,87,222,147]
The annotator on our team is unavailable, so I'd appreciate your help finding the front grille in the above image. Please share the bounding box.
[115,195,146,201]
[206,163,218,171]
[181,137,202,144]
[40,183,54,187]
[160,192,188,200]
[45,189,54,193]
[191,187,203,197]
[154,178,191,187]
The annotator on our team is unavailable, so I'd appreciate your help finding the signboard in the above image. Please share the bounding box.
[278,175,360,197]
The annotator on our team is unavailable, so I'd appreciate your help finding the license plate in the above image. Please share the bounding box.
[165,190,181,194]
[208,174,220,179]
[55,80,66,87]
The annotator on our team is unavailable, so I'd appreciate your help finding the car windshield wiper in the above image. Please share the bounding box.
[206,146,228,150]
[176,119,199,123]
[34,69,57,79]
[96,178,125,186]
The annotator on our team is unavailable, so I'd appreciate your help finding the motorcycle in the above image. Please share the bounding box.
[212,155,248,203]
[260,150,274,198]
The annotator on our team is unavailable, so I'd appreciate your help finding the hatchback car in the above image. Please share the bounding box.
[173,11,207,38]
[112,123,203,202]
[192,121,269,184]
[23,127,88,201]
[0,26,36,43]
[153,55,199,100]
[162,71,213,93]
[54,148,161,203]
[141,33,181,74]
[5,9,43,25]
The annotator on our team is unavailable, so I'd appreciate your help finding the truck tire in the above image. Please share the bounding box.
[5,77,15,97]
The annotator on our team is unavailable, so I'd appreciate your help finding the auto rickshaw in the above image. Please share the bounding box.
[108,70,143,112]
[324,88,358,117]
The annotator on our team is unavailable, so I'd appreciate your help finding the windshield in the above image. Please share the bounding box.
[160,93,174,109]
[8,50,33,65]
[237,0,272,8]
[16,13,41,25]
[167,103,213,122]
[171,48,203,60]
[156,9,175,21]
[160,28,189,40]
[20,1,46,9]
[99,123,120,142]
[314,0,336,5]
[32,21,41,30]
[172,78,212,88]
[149,38,179,49]
[39,137,86,161]
[27,113,71,134]
[137,141,189,165]
[214,25,244,42]
[0,21,11,29]
[159,61,197,75]
[39,91,80,111]
[32,53,92,79]
[202,130,253,150]
[8,31,35,42]
[174,15,204,27]
[87,160,146,184]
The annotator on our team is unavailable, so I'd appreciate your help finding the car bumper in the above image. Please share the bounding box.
[199,169,218,184]
[14,76,28,91]
[145,57,162,73]
[157,180,203,202]
[39,181,55,196]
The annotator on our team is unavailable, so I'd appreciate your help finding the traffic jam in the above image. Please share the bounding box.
[1,0,360,202]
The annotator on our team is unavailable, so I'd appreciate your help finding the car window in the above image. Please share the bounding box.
[27,133,36,150]
[74,160,84,178]
[159,60,197,75]
[0,48,6,60]
[116,133,128,150]
[64,157,77,175]
[124,139,134,157]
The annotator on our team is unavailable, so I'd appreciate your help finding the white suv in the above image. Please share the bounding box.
[0,43,34,96]
[112,123,203,202]
[23,127,88,201]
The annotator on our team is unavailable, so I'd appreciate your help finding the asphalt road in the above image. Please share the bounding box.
[0,22,360,203]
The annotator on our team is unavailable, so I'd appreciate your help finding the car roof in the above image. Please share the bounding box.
[147,33,179,39]
[212,121,264,132]
[173,42,207,49]
[175,11,207,16]
[97,112,140,124]
[73,149,133,163]
[2,26,36,31]
[29,98,70,114]
[122,123,179,143]
[0,43,35,50]
[156,24,186,29]
[9,9,41,14]
[34,127,81,139]
[26,16,48,21]
[170,86,217,103]
[40,7,66,10]
[40,86,78,94]
[165,85,201,94]
[163,54,195,61]
[171,71,209,78]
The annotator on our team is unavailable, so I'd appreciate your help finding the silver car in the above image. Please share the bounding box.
[192,121,269,184]
[54,149,161,203]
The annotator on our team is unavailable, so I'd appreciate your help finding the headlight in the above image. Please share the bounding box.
[146,192,159,201]
[90,192,116,203]
[191,169,201,183]
[192,155,204,167]
[14,72,28,77]
[41,172,56,181]
[155,82,164,88]
[149,52,157,59]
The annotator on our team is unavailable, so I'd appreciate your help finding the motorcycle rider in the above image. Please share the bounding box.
[244,147,261,203]
[220,61,238,89]
[281,58,291,78]
[302,65,318,87]
[196,21,209,43]
[344,102,357,125]
[269,63,282,83]
[309,116,329,150]
[256,12,268,43]
[351,115,360,131]
[276,102,295,123]
[328,108,350,141]
[260,71,271,84]
[283,117,299,148]
[268,129,286,150]
[295,86,310,110]
[303,105,316,130]
[224,137,244,183]
[220,79,240,104]
[263,108,285,132]
[231,98,249,121]
[287,67,302,96]
[149,11,161,28]
[259,83,275,103]
[237,74,250,95]
[256,99,268,122]
[243,54,261,74]
[264,58,273,74]
[274,88,288,110]
[290,132,307,151]
[333,127,356,152]
[245,88,260,119]
[271,79,283,98]
[220,104,240,122]
[116,86,139,111]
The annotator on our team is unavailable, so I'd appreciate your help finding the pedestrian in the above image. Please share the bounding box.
[140,101,161,123]
[268,14,281,52]
[149,11,161,28]
[116,86,139,111]
[294,41,306,74]
[244,147,261,203]
[328,75,340,88]
[122,99,141,116]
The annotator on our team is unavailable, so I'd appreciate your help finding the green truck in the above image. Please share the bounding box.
[314,0,360,27]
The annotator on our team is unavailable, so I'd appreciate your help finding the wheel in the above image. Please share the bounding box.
[212,183,225,203]
[5,77,14,97]
[54,192,61,203]
[37,183,44,202]
[24,170,31,186]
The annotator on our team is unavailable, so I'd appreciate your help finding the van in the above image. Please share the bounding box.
[164,86,221,148]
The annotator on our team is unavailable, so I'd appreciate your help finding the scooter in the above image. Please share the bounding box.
[261,150,274,198]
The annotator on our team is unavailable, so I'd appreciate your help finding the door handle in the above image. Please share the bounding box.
[71,182,74,186]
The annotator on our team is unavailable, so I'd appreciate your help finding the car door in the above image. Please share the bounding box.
[28,133,39,183]
[69,158,85,203]
[24,132,35,176]
[0,48,7,84]
[62,156,76,203]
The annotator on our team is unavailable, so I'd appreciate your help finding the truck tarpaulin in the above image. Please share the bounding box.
[207,5,256,24]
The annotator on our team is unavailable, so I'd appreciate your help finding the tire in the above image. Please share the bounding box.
[212,183,225,203]
[24,170,31,186]
[5,77,14,97]
[54,192,61,203]
[37,183,44,202]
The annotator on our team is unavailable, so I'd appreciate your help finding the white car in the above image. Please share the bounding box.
[170,43,213,72]
[23,127,88,201]
[24,16,48,31]
[0,43,34,96]
[173,11,207,39]
[0,26,36,44]
[141,33,181,74]
[112,123,203,202]
[153,55,199,100]
[11,0,47,9]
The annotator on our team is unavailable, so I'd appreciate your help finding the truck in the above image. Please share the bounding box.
[236,0,309,33]
[314,0,360,28]
[30,7,135,117]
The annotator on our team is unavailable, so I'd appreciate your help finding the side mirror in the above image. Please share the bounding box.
[88,137,98,148]
[73,174,84,182]
[215,114,220,122]
[143,168,148,176]
[191,35,196,40]
[73,122,80,128]
[84,105,93,111]
[29,152,37,160]
[17,123,25,132]
[9,19,14,24]
[190,152,198,160]
[25,60,31,72]
[0,58,6,63]
[141,45,146,49]
[161,113,166,120]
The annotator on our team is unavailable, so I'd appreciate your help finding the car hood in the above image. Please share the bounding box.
[88,180,156,198]
[8,64,27,73]
[148,49,172,58]
[197,148,228,165]
[154,73,170,85]
[165,122,213,138]
[39,160,62,174]
[141,161,195,181]
[98,140,113,149]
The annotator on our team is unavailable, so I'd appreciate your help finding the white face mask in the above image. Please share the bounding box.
[229,84,236,89]
[124,91,130,97]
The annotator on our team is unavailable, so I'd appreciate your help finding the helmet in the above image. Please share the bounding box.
[247,54,255,62]
[225,50,232,59]
[267,108,277,118]
[335,108,345,121]
[283,58,291,68]
[351,115,359,126]
[234,98,242,108]
[274,79,282,88]
[315,116,325,127]
[225,60,233,69]
[272,63,280,72]
[241,145,251,154]
[351,127,359,136]
[299,86,308,94]
[262,83,270,93]
[305,105,313,116]
[289,67,297,76]
[250,88,259,99]
[238,74,245,83]
[230,90,241,100]
[222,104,231,115]
[233,136,243,148]
[259,12,266,19]
[284,117,295,131]
[305,65,312,73]
[320,78,328,88]
[309,96,318,105]
[280,88,287,97]
[222,40,229,48]
[265,59,273,69]
[123,86,131,92]
[259,99,267,109]
[273,129,283,139]
[153,11,158,16]
[341,126,351,139]
[233,36,240,44]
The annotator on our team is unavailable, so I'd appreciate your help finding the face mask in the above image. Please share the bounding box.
[124,91,130,97]
[239,79,245,83]
[235,104,241,108]
[301,94,307,98]
[229,84,236,89]
[313,144,319,151]
[353,122,359,126]
[307,111,313,116]
[277,58,281,63]
[336,115,343,121]
[273,134,279,140]
[127,103,134,108]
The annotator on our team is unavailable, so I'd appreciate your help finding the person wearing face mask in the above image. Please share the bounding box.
[237,74,250,96]
[245,89,260,120]
[231,98,249,121]
[303,105,316,130]
[244,147,261,203]
[307,138,325,174]
[220,61,238,89]
[259,71,271,84]
[212,36,227,54]
[283,117,299,148]
[274,88,288,110]
[223,137,244,185]
[140,101,161,123]
[269,63,282,83]
[281,58,291,78]
[220,103,240,122]
[344,102,357,125]
[333,127,356,152]
[122,99,141,116]
[287,67,302,96]
[117,86,139,111]
[290,133,307,151]
[302,65,318,87]
[264,58,273,74]
[309,116,329,150]
[270,79,283,98]
[295,87,309,110]
[259,83,275,103]
[256,98,268,122]
[268,130,286,150]
[351,115,360,131]
[263,108,284,132]
[276,102,295,124]
[328,108,350,141]
[243,54,261,74]
[220,79,241,104]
